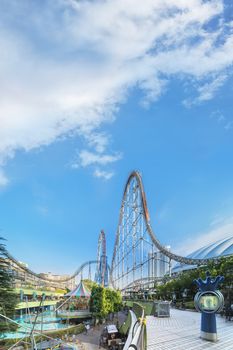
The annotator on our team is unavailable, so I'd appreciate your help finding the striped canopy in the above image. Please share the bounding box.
[65,280,91,298]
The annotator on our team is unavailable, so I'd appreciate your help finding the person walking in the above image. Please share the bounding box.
[99,336,102,349]
[86,323,90,334]
[225,304,231,321]
[84,324,87,334]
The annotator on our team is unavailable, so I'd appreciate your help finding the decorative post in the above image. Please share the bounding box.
[194,271,224,342]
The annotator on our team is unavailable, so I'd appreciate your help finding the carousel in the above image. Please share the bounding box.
[57,280,92,320]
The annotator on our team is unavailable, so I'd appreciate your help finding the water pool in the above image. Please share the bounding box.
[1,313,72,339]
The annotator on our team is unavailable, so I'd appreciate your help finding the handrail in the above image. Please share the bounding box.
[129,316,144,350]
[129,310,146,350]
[124,303,146,350]
[123,310,137,350]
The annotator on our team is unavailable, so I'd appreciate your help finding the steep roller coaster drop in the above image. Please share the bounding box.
[7,171,213,291]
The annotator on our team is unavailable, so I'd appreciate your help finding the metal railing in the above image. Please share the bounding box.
[124,303,147,350]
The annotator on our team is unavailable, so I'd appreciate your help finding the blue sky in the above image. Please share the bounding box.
[0,0,233,274]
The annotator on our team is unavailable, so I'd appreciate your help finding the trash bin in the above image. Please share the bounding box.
[154,301,170,317]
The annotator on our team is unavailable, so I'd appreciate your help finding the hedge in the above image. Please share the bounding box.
[119,311,132,335]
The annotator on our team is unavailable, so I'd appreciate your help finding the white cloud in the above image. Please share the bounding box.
[184,74,228,106]
[197,75,227,102]
[72,150,122,168]
[224,121,233,131]
[0,0,233,184]
[0,170,9,188]
[175,216,233,256]
[94,169,114,180]
[209,214,225,227]
[85,132,110,154]
[209,110,233,132]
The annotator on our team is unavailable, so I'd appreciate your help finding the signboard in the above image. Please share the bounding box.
[194,290,224,314]
[199,294,219,312]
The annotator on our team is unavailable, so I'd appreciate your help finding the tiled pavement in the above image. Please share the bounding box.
[146,309,233,350]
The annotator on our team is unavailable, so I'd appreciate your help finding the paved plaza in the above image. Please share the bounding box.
[75,312,126,350]
[75,325,105,350]
[147,309,233,350]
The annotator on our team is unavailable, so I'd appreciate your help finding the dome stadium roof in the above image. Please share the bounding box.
[172,235,233,274]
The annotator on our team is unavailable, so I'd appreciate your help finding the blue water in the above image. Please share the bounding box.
[1,312,71,339]
[18,314,62,324]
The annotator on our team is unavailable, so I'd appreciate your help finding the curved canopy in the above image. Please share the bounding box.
[65,280,91,298]
[172,235,233,273]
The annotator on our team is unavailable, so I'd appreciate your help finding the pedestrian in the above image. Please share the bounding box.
[225,304,231,321]
[99,337,102,349]
[86,323,90,334]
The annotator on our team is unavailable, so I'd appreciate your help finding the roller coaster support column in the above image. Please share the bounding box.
[194,271,224,342]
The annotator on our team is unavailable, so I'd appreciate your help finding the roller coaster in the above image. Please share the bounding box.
[110,171,211,290]
[95,230,108,286]
[7,171,215,291]
[7,230,109,289]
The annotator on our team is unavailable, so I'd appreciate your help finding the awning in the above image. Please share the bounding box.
[65,280,91,298]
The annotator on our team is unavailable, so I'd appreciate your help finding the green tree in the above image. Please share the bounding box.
[156,258,232,304]
[90,285,122,320]
[105,288,122,313]
[0,238,18,333]
[209,256,233,303]
[89,284,107,319]
[111,289,122,313]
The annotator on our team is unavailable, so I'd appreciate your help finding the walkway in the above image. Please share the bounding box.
[75,326,105,350]
[75,312,126,350]
[146,309,233,350]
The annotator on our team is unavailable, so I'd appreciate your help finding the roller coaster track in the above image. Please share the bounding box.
[111,170,211,278]
[6,171,214,290]
[6,252,98,283]
[121,277,164,291]
[7,251,112,285]
[95,230,108,286]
